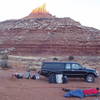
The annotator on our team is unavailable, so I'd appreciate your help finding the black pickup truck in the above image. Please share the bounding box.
[40,62,99,83]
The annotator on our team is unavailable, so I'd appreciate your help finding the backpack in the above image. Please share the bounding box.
[16,73,23,79]
[24,72,31,79]
[31,73,40,80]
[48,74,56,83]
[62,75,68,83]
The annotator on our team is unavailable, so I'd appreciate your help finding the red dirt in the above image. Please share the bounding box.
[0,67,100,100]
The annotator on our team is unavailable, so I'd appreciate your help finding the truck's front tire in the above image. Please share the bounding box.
[85,74,95,83]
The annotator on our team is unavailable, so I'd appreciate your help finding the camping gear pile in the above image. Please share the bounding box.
[12,71,40,80]
[48,74,68,84]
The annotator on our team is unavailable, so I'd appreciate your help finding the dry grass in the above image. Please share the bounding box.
[6,55,100,70]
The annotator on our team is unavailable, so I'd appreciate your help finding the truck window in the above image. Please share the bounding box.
[43,63,64,69]
[65,64,71,70]
[72,64,81,70]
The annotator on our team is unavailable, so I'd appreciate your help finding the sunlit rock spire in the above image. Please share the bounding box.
[24,4,55,18]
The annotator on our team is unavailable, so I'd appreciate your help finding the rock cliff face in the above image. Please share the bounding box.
[0,5,100,56]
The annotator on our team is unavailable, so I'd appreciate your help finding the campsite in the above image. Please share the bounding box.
[0,1,100,100]
[0,55,100,100]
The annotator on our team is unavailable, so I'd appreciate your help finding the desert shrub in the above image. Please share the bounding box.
[0,53,10,69]
[68,56,74,61]
[53,57,58,61]
[1,54,8,60]
[28,66,37,71]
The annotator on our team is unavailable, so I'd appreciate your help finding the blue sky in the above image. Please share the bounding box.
[0,0,100,29]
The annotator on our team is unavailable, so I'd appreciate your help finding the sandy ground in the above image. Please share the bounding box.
[0,67,100,100]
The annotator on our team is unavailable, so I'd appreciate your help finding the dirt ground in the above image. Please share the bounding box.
[0,67,100,100]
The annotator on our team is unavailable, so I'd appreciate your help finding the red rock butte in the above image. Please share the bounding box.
[24,4,55,18]
[0,4,100,56]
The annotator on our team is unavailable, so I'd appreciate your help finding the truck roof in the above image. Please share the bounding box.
[43,62,79,64]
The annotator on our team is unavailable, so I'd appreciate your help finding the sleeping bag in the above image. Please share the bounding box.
[64,89,84,98]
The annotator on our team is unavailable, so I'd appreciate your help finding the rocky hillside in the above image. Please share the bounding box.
[0,5,100,56]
